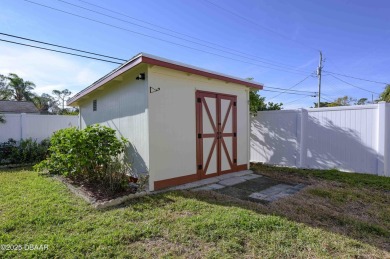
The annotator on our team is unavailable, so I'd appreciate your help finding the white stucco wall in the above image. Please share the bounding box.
[78,64,149,174]
[148,66,250,189]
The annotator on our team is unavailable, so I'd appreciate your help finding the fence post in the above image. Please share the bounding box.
[297,108,308,168]
[20,113,27,140]
[377,102,386,176]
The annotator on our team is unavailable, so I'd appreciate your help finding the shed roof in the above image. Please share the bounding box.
[0,100,39,113]
[68,53,263,106]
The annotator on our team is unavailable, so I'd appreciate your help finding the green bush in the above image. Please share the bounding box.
[0,138,49,165]
[34,125,130,192]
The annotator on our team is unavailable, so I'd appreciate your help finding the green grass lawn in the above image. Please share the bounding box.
[1,167,389,258]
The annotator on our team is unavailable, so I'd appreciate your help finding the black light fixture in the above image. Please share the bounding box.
[136,73,145,80]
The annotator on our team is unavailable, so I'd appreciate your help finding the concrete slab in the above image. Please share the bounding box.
[167,170,254,191]
[193,184,225,191]
[241,174,262,180]
[217,186,254,200]
[231,177,281,192]
[259,184,293,195]
[248,184,296,202]
[170,177,219,190]
[228,170,253,177]
[215,170,253,181]
[219,177,247,186]
[248,192,269,201]
[166,169,306,203]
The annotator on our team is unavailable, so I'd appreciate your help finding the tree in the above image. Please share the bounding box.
[379,84,390,102]
[266,102,283,111]
[250,90,283,115]
[327,96,355,107]
[7,73,36,101]
[313,102,331,108]
[248,78,283,115]
[52,89,72,110]
[249,90,265,115]
[0,74,13,100]
[32,93,58,114]
[356,98,368,105]
[59,107,79,115]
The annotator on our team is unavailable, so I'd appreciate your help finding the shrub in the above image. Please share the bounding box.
[34,125,131,192]
[0,138,49,165]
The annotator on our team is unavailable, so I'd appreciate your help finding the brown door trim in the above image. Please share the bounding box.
[196,90,237,179]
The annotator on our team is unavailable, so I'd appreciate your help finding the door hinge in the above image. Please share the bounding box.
[198,133,202,139]
[198,164,203,170]
[197,97,201,103]
[233,159,237,164]
[233,132,237,137]
[233,101,237,106]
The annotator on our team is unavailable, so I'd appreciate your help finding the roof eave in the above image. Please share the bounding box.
[141,56,263,90]
[67,55,143,106]
[68,54,263,106]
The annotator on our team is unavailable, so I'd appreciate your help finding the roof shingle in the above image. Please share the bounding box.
[0,101,39,113]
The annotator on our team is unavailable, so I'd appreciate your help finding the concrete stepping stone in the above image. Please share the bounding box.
[219,177,247,186]
[193,184,225,191]
[216,170,253,181]
[248,184,296,202]
[241,174,262,180]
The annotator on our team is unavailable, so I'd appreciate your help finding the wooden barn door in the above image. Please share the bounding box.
[196,91,237,179]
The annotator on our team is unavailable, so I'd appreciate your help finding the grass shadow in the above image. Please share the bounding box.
[157,169,390,252]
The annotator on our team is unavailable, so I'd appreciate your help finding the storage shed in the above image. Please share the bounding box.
[68,53,263,191]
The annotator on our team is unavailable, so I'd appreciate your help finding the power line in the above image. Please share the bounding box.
[267,74,314,101]
[329,74,380,95]
[60,0,311,72]
[0,35,316,96]
[262,89,316,96]
[23,0,310,76]
[0,32,126,62]
[323,70,389,85]
[264,86,315,93]
[265,88,314,93]
[202,0,319,52]
[0,38,122,64]
[283,96,314,105]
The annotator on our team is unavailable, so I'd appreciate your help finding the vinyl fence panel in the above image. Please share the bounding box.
[0,113,78,142]
[251,102,389,176]
[251,110,300,167]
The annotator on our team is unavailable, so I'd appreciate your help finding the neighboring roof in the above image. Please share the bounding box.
[0,100,39,113]
[68,52,264,105]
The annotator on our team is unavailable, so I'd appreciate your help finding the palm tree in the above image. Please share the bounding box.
[32,94,58,114]
[7,73,36,101]
[0,74,13,100]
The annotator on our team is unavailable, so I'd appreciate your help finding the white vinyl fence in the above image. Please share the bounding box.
[0,113,79,142]
[251,102,389,177]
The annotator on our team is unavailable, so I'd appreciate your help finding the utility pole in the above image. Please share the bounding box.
[317,51,323,108]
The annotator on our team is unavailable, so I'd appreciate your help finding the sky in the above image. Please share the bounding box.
[1,0,389,109]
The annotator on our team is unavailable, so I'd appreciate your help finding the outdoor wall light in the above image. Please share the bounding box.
[136,73,145,80]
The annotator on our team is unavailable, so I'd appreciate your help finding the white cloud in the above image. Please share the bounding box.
[0,43,116,96]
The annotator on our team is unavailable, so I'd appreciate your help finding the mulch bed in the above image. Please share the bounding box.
[60,177,138,202]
